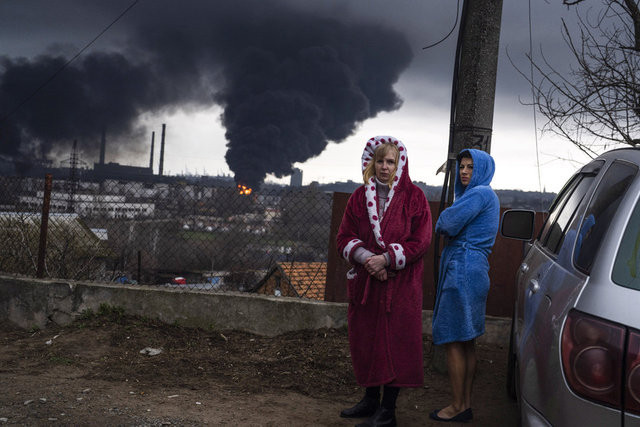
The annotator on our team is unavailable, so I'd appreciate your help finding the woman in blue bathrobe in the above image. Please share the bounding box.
[429,149,500,423]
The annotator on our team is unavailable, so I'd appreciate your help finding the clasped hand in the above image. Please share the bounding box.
[364,254,388,281]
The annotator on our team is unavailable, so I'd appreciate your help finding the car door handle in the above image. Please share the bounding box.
[520,263,529,274]
[528,279,540,294]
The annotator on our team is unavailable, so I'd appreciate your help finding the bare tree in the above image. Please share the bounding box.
[517,0,640,157]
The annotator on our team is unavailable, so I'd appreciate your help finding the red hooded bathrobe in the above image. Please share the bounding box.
[337,136,432,387]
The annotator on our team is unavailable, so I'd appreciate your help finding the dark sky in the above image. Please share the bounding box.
[0,0,585,190]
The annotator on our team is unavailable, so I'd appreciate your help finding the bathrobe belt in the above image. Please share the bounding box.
[360,274,396,313]
[445,240,490,257]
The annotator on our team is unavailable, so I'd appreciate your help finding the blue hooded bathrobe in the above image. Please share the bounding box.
[432,149,500,345]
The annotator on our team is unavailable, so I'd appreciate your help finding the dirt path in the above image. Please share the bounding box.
[0,309,517,425]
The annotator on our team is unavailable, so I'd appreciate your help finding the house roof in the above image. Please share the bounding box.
[279,261,327,301]
[253,261,327,301]
[0,212,111,257]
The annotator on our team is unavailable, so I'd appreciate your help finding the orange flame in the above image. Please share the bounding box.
[237,184,253,195]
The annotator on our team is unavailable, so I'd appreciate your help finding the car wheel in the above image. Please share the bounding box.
[506,312,517,400]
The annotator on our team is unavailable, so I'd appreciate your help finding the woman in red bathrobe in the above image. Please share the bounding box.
[337,136,432,427]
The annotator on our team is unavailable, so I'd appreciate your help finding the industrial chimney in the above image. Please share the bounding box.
[149,131,155,172]
[290,168,303,187]
[159,124,166,176]
[99,127,106,165]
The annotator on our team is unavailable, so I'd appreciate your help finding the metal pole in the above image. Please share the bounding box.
[36,174,53,278]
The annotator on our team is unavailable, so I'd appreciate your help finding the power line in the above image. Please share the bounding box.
[0,0,140,124]
[422,0,461,50]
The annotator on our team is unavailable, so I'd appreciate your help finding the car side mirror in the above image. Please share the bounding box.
[501,209,535,241]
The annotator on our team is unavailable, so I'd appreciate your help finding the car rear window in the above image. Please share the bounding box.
[577,161,638,274]
[613,190,640,290]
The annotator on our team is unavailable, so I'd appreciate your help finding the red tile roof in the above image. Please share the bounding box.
[279,261,327,300]
[255,261,327,301]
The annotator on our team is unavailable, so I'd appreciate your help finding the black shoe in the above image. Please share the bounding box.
[340,397,380,419]
[355,407,397,427]
[429,408,473,423]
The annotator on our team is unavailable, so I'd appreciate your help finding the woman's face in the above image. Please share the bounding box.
[459,157,473,186]
[375,150,397,183]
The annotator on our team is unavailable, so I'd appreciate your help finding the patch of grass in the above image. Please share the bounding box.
[77,308,95,321]
[75,304,126,328]
[178,230,220,241]
[97,304,124,318]
[49,355,73,365]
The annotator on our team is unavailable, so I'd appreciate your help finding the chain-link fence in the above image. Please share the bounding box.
[0,175,332,300]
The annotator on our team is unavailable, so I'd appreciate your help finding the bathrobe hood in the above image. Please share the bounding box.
[360,135,411,250]
[454,148,496,199]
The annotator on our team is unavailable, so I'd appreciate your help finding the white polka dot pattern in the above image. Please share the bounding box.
[389,243,406,270]
[343,238,364,262]
[361,136,407,250]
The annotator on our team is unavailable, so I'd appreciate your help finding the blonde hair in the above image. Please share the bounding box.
[363,144,400,189]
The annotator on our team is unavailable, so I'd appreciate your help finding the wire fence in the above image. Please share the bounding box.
[0,174,332,300]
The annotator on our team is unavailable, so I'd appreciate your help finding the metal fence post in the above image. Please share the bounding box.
[36,174,53,278]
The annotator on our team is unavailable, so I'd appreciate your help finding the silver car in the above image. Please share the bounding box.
[501,148,640,426]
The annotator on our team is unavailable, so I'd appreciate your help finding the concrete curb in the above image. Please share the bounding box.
[0,275,511,345]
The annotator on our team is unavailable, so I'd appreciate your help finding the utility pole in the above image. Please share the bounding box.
[445,0,503,201]
[433,0,503,372]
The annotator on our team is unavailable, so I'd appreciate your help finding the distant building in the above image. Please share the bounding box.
[290,168,303,187]
[93,162,153,181]
[20,192,155,219]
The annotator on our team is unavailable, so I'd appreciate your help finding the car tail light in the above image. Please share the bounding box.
[625,331,640,414]
[561,310,625,408]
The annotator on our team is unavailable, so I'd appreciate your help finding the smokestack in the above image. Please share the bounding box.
[290,168,303,187]
[159,123,166,176]
[99,128,106,165]
[149,131,155,171]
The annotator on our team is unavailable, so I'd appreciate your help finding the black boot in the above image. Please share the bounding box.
[355,407,397,427]
[340,396,380,418]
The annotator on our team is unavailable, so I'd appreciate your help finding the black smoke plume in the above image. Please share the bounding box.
[0,0,412,187]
